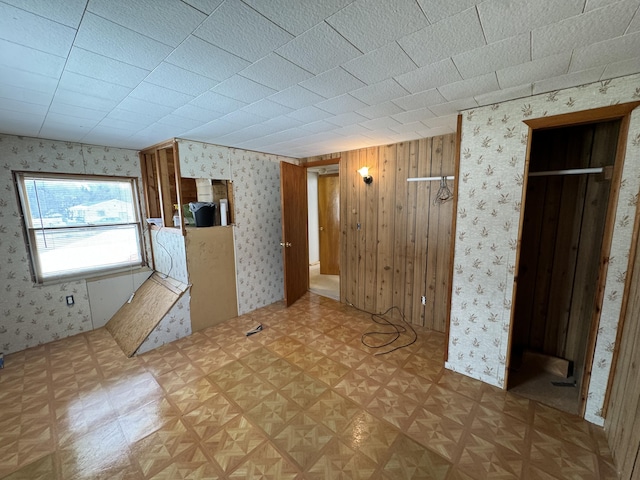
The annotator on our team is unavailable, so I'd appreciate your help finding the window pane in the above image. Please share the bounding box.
[35,225,142,279]
[24,177,137,227]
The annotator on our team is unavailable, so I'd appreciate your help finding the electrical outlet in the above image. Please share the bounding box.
[65,295,74,306]
[421,295,426,305]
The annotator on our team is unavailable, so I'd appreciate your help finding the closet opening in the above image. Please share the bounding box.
[507,119,621,415]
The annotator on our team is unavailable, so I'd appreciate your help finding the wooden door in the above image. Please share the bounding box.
[280,162,309,306]
[318,174,340,275]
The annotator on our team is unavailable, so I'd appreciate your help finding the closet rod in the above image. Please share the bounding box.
[407,175,455,182]
[529,167,603,177]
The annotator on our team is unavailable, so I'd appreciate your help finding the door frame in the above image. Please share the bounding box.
[305,158,341,298]
[504,102,640,417]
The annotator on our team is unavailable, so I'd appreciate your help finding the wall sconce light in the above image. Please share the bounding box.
[357,166,373,185]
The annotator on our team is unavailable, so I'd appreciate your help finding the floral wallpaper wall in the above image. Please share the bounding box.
[447,73,640,426]
[136,291,191,355]
[176,139,232,180]
[0,134,143,355]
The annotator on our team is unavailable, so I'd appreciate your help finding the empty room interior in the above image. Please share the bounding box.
[2,1,640,479]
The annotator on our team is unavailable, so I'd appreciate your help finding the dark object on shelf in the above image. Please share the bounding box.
[189,202,216,227]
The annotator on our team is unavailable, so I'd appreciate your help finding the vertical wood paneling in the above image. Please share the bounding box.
[302,133,456,330]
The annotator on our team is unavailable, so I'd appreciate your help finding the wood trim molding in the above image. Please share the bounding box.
[304,158,341,168]
[523,102,640,130]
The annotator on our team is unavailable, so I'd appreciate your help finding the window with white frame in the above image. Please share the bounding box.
[15,172,144,283]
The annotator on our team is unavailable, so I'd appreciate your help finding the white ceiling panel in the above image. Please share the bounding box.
[240,99,293,118]
[438,73,499,102]
[390,121,430,134]
[0,3,76,57]
[48,100,108,121]
[219,110,267,127]
[0,83,54,107]
[300,120,338,133]
[299,68,365,98]
[350,79,409,105]
[130,83,195,109]
[361,116,402,131]
[66,47,150,88]
[242,0,354,35]
[113,97,174,118]
[2,0,87,27]
[532,67,606,95]
[171,104,222,122]
[391,108,435,124]
[58,71,132,102]
[497,52,571,89]
[0,97,48,116]
[211,75,277,103]
[399,7,485,67]
[474,83,533,106]
[0,39,66,78]
[0,108,43,136]
[421,114,458,129]
[629,7,640,32]
[39,123,93,142]
[181,0,224,15]
[155,115,207,133]
[326,0,429,53]
[259,116,305,131]
[145,62,218,96]
[569,31,640,72]
[194,0,292,62]
[43,112,100,129]
[180,119,241,139]
[53,89,123,111]
[276,22,362,75]
[87,0,206,47]
[165,35,250,81]
[477,0,584,44]
[584,0,621,11]
[267,86,327,109]
[342,42,416,84]
[102,110,157,128]
[428,98,478,117]
[316,94,368,114]
[392,89,447,110]
[325,111,369,127]
[239,54,313,90]
[394,59,462,94]
[453,34,530,79]
[602,56,640,78]
[75,13,172,70]
[0,66,58,95]
[356,101,404,120]
[287,106,333,123]
[189,91,247,114]
[532,0,639,59]
[416,0,482,23]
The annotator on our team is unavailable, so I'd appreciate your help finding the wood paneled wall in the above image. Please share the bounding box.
[606,232,640,479]
[304,134,456,331]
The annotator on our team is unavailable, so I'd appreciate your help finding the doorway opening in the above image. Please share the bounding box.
[307,164,340,301]
[507,119,621,415]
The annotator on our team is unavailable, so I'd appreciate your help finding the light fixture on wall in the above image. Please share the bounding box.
[357,166,373,185]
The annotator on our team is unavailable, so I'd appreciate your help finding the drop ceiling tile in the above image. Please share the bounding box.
[214,128,266,145]
[360,116,402,130]
[130,82,195,108]
[0,97,48,116]
[584,0,621,11]
[420,125,456,137]
[240,99,293,118]
[112,97,174,117]
[131,123,178,140]
[53,88,123,111]
[172,104,222,122]
[145,63,218,96]
[58,71,133,102]
[0,108,43,135]
[0,3,76,57]
[49,100,108,121]
[428,97,478,116]
[391,108,435,124]
[3,0,87,27]
[268,86,327,109]
[416,0,481,24]
[474,84,533,106]
[421,114,458,128]
[287,106,333,122]
[194,0,292,62]
[277,22,362,75]
[569,31,640,72]
[531,0,639,59]
[0,82,53,107]
[300,120,338,133]
[39,123,94,142]
[44,112,100,129]
[87,0,205,47]
[81,127,136,146]
[453,34,530,79]
[326,0,428,53]
[103,108,158,126]
[189,91,247,114]
[0,66,58,94]
[602,56,640,78]
[0,39,66,78]
[399,7,485,67]
[438,73,499,101]
[390,121,430,134]
[98,115,148,132]
[181,0,224,15]
[299,67,365,97]
[350,79,410,105]
[242,0,354,35]
[260,116,305,131]
[356,101,404,119]
[392,89,447,110]
[325,111,368,126]
[110,103,173,123]
[219,110,267,127]
[239,54,313,90]
[342,42,416,84]
[531,67,606,95]
[155,114,208,132]
[75,13,172,70]
[165,35,250,81]
[211,75,277,103]
[477,0,584,44]
[316,94,368,114]
[66,47,150,88]
[497,52,571,89]
[629,7,640,32]
[394,58,462,93]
